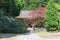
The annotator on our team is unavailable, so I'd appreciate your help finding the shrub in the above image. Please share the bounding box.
[0,16,28,33]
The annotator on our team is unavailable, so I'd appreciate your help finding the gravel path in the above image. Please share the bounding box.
[0,33,60,40]
[16,33,43,40]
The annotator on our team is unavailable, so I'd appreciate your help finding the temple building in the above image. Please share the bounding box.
[16,6,46,27]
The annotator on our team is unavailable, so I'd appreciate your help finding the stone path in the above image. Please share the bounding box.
[16,33,43,40]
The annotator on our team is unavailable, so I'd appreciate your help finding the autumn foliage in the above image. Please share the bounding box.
[26,6,46,27]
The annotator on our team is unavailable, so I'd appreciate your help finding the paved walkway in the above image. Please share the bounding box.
[16,33,43,40]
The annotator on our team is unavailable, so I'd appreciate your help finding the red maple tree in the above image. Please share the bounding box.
[26,6,46,27]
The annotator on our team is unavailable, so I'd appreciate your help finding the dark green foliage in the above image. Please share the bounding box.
[0,16,28,33]
[44,0,58,31]
[0,0,21,17]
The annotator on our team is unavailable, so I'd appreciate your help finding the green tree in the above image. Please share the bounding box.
[0,0,21,17]
[56,2,60,31]
[17,0,48,10]
[44,0,58,32]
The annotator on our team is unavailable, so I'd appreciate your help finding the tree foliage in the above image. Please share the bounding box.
[44,0,58,31]
[0,16,28,33]
[0,0,48,16]
[55,2,60,11]
[0,0,60,33]
[0,0,21,17]
[0,0,28,33]
[17,0,48,10]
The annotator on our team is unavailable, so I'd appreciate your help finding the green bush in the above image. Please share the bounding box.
[44,0,58,32]
[0,16,28,33]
